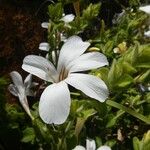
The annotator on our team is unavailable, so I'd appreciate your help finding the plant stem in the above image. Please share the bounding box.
[73,0,80,17]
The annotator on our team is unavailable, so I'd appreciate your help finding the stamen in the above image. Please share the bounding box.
[58,67,68,81]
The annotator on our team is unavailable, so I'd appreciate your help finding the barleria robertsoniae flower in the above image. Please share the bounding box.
[73,139,111,150]
[22,35,109,124]
[41,13,75,29]
[8,71,37,120]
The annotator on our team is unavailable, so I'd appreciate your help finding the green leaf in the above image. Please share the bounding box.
[135,44,150,68]
[133,130,150,150]
[48,3,63,22]
[106,110,125,128]
[108,59,133,90]
[122,42,139,65]
[75,108,96,137]
[135,70,150,83]
[88,100,107,117]
[117,74,133,88]
[129,0,140,7]
[122,62,137,74]
[106,100,150,124]
[102,40,114,56]
[133,137,140,150]
[82,3,101,22]
[21,127,35,144]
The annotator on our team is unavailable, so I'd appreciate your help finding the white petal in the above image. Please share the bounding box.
[67,52,109,73]
[39,42,50,51]
[97,146,111,150]
[72,146,86,150]
[10,71,24,89]
[19,96,34,119]
[144,30,150,37]
[39,82,71,124]
[22,55,58,83]
[86,139,96,150]
[139,5,150,14]
[61,14,75,23]
[24,74,32,89]
[10,71,25,99]
[65,73,109,102]
[52,50,59,65]
[41,22,49,29]
[8,84,19,97]
[60,33,67,42]
[57,36,90,72]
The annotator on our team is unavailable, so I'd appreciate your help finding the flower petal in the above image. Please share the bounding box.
[39,81,71,124]
[24,74,32,88]
[41,22,49,29]
[86,139,96,150]
[66,52,109,73]
[65,73,109,102]
[10,71,26,101]
[39,42,50,51]
[97,146,111,150]
[10,71,24,89]
[8,84,19,97]
[139,5,150,14]
[144,30,150,37]
[57,36,90,73]
[72,146,86,150]
[61,14,75,23]
[22,55,58,83]
[19,96,34,120]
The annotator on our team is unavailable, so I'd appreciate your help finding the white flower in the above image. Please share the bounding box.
[39,42,50,51]
[73,139,111,150]
[8,71,37,119]
[139,5,150,14]
[41,22,49,29]
[41,14,75,29]
[144,30,150,37]
[61,14,75,23]
[22,36,109,124]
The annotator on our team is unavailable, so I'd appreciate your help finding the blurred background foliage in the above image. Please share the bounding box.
[0,0,150,150]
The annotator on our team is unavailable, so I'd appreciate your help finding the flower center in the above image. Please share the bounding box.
[58,67,68,81]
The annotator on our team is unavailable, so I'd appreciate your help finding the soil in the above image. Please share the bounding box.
[0,0,47,77]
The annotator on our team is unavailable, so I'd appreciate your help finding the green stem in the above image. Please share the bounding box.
[106,100,150,124]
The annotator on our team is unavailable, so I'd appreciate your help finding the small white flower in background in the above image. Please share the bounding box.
[8,71,38,119]
[39,42,50,51]
[144,30,150,37]
[38,42,59,64]
[41,13,75,29]
[113,47,120,54]
[60,33,67,42]
[139,5,150,37]
[60,14,75,23]
[73,139,111,150]
[41,22,49,29]
[22,36,109,124]
[139,5,150,14]
[45,50,60,65]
